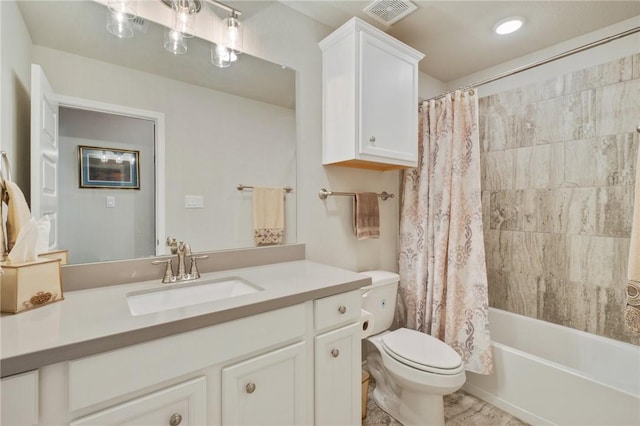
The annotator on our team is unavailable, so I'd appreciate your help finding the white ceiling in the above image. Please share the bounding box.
[281,1,640,82]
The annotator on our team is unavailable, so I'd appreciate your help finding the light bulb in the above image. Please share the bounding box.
[164,28,187,54]
[107,0,137,19]
[211,44,232,68]
[173,4,195,38]
[106,10,134,38]
[223,14,243,55]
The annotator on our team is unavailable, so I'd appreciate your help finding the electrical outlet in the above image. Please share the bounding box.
[185,195,204,209]
[106,196,116,208]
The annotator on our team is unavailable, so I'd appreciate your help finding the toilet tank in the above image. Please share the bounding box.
[360,270,400,335]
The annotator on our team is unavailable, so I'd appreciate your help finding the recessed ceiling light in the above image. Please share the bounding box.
[494,17,524,35]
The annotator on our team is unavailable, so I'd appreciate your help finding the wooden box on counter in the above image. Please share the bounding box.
[0,258,64,313]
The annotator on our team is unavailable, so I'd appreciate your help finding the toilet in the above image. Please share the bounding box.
[361,271,466,426]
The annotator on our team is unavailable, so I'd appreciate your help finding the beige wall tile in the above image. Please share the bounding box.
[539,279,600,333]
[514,145,551,189]
[505,272,538,318]
[484,229,513,272]
[534,90,596,143]
[489,191,521,230]
[563,56,633,95]
[567,235,629,288]
[596,79,640,136]
[483,149,515,190]
[595,186,634,237]
[597,287,640,345]
[512,232,567,280]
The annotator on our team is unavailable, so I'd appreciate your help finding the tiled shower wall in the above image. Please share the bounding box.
[479,54,640,345]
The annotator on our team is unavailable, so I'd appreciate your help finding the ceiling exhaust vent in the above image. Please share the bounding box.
[132,16,149,34]
[363,0,417,26]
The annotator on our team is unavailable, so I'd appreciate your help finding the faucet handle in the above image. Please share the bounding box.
[152,258,174,283]
[189,255,209,279]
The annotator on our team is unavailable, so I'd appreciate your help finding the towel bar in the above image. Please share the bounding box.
[318,188,394,201]
[237,184,293,193]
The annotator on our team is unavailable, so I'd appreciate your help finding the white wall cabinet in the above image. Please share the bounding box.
[320,17,424,171]
[222,342,306,425]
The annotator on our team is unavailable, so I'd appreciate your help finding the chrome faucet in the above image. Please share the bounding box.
[152,237,209,284]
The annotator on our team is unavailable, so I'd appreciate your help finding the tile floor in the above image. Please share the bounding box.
[363,378,530,426]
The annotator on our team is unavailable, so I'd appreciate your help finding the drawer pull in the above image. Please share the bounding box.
[338,305,347,314]
[369,136,376,143]
[169,413,182,426]
[331,349,340,358]
[246,382,256,394]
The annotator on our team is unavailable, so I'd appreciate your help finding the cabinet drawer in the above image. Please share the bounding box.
[0,370,39,426]
[70,377,206,426]
[314,290,361,333]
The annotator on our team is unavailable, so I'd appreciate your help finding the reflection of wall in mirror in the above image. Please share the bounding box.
[59,108,155,264]
[31,45,296,259]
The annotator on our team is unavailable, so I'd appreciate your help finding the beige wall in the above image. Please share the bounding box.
[0,0,32,194]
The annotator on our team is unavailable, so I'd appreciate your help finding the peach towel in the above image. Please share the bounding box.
[253,187,285,245]
[353,193,380,240]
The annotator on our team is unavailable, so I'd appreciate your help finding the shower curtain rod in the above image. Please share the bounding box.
[421,25,640,104]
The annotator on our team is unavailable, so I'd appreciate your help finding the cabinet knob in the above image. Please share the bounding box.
[369,136,376,143]
[331,349,340,358]
[338,305,347,314]
[246,382,256,394]
[169,413,182,426]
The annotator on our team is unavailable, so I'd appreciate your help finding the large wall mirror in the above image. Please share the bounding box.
[19,1,297,265]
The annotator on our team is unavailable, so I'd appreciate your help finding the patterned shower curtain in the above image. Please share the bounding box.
[398,90,493,375]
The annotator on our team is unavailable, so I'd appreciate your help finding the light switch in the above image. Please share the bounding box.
[106,196,116,208]
[185,195,204,209]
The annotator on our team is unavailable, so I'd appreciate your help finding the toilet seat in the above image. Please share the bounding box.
[382,328,464,375]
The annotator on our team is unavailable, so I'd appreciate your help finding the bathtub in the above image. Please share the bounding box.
[463,308,640,426]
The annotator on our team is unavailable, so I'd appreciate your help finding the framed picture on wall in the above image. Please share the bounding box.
[78,146,140,189]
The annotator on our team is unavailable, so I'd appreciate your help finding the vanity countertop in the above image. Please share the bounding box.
[0,260,370,377]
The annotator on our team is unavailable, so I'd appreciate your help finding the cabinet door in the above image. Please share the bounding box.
[1,370,39,426]
[70,377,206,426]
[359,32,418,164]
[222,342,307,426]
[315,322,361,426]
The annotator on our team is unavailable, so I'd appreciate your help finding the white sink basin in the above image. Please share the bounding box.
[126,276,262,316]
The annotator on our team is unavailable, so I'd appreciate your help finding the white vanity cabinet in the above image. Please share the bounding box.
[8,288,366,426]
[313,290,362,425]
[320,17,424,171]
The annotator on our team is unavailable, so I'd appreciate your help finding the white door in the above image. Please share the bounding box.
[222,342,307,425]
[30,64,59,250]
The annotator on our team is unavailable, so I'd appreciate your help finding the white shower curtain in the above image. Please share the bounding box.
[398,90,493,374]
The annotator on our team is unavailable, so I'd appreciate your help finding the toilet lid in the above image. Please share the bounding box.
[382,329,463,374]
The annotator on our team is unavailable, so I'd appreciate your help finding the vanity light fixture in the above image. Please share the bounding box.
[106,0,137,38]
[494,17,524,35]
[106,0,244,67]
